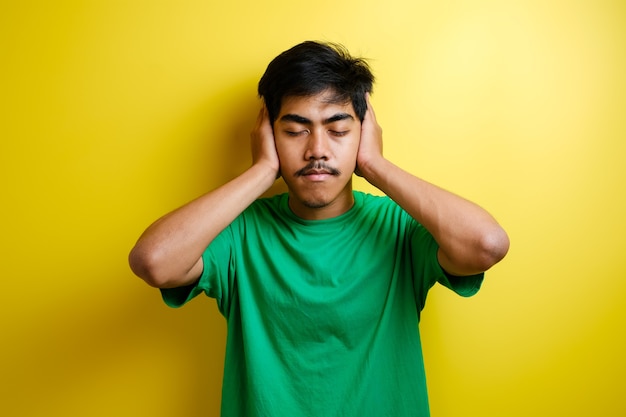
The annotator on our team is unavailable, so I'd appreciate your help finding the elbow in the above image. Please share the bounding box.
[439,226,510,276]
[477,226,510,271]
[128,244,170,288]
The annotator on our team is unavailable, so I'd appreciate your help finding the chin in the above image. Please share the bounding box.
[290,188,334,211]
[301,198,331,209]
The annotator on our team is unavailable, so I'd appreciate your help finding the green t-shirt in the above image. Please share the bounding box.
[162,191,483,417]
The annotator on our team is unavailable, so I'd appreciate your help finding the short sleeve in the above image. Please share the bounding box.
[437,269,484,297]
[410,220,484,313]
[159,224,235,316]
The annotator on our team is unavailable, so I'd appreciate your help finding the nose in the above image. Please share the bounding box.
[304,130,329,161]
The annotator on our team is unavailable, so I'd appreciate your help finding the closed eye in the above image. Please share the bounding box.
[285,129,310,137]
[330,130,349,137]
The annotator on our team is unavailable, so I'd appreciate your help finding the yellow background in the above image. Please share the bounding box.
[2,1,624,416]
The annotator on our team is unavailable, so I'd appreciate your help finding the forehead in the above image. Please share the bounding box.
[277,91,357,122]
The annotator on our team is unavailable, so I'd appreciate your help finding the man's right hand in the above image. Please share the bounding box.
[251,104,281,179]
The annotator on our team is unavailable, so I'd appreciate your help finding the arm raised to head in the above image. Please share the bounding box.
[356,96,509,276]
[129,106,280,288]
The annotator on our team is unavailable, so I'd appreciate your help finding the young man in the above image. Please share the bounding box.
[129,41,509,416]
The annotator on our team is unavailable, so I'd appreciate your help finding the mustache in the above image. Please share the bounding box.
[294,161,341,177]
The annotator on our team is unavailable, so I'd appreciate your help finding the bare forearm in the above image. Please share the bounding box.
[129,162,276,288]
[361,157,509,275]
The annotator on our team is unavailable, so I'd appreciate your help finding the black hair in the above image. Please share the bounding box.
[258,41,374,123]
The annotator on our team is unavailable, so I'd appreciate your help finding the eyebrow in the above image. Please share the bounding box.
[279,113,355,125]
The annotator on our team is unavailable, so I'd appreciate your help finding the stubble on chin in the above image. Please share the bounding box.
[301,197,330,209]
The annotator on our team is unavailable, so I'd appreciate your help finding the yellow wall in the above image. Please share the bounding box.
[2,1,624,416]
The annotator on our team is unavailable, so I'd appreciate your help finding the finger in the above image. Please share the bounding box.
[260,105,273,132]
[365,93,377,121]
[254,106,264,128]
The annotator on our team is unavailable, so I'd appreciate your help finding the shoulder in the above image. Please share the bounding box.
[245,193,287,216]
[354,190,392,208]
[229,194,289,232]
[354,191,404,217]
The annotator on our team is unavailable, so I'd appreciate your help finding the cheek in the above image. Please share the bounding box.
[336,139,360,162]
[274,142,292,162]
[274,141,303,172]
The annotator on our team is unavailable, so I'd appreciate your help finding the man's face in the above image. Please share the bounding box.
[273,90,361,220]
